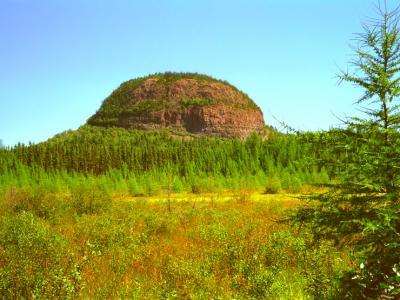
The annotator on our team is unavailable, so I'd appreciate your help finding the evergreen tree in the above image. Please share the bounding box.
[295,2,400,298]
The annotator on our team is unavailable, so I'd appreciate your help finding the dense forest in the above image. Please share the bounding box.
[0,125,333,195]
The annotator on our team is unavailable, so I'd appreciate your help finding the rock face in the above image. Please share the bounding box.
[88,73,265,138]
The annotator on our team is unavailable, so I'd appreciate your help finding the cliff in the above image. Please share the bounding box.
[88,72,265,138]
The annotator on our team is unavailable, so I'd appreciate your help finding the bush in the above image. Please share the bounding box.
[128,176,143,196]
[141,175,161,195]
[172,177,185,193]
[288,176,303,193]
[0,212,81,299]
[264,176,282,194]
[70,184,112,215]
[5,186,63,220]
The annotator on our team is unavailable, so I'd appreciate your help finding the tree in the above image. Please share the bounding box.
[165,163,175,213]
[339,1,400,136]
[294,1,400,298]
[338,0,400,195]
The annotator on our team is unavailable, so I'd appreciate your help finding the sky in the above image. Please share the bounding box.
[0,0,398,146]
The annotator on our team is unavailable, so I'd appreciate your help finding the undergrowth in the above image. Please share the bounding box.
[0,187,347,299]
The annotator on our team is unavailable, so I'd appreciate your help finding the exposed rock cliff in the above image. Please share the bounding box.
[88,73,265,138]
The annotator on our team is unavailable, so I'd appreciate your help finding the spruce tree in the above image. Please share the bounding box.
[295,2,400,298]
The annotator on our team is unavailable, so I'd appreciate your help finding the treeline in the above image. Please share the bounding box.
[7,125,334,176]
[0,126,337,194]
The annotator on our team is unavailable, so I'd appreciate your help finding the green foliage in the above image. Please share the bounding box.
[0,180,350,299]
[180,97,213,107]
[172,177,185,193]
[296,128,400,298]
[293,3,400,298]
[281,172,304,193]
[5,186,63,221]
[0,125,335,195]
[140,174,161,195]
[0,212,81,299]
[70,183,113,215]
[128,176,142,195]
[264,175,282,194]
[122,99,172,115]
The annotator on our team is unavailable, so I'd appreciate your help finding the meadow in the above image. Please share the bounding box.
[0,185,347,299]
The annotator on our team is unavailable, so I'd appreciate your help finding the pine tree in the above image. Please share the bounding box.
[294,2,400,298]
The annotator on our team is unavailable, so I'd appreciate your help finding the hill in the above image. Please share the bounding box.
[87,72,265,138]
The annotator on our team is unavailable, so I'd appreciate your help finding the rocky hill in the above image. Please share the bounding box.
[88,72,265,138]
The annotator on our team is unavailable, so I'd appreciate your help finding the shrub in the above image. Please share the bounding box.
[141,175,161,195]
[0,212,81,299]
[288,176,303,193]
[191,182,202,194]
[128,176,143,196]
[264,176,282,194]
[172,177,185,193]
[5,186,63,220]
[70,184,112,215]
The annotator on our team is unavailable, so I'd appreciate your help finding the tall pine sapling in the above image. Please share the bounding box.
[294,1,400,298]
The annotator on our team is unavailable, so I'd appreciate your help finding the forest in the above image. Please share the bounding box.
[0,126,344,299]
[1,2,400,299]
[0,125,332,195]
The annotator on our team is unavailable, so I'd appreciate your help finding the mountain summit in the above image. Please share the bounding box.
[88,72,265,138]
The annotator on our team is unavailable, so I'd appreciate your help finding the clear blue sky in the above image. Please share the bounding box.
[1,0,397,146]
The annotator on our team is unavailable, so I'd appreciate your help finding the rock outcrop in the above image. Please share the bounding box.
[88,73,265,138]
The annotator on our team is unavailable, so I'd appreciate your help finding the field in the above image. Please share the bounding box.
[0,187,348,299]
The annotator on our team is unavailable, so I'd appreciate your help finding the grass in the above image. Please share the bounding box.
[120,190,299,203]
[0,188,348,299]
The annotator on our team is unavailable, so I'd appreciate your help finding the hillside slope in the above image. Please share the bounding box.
[88,72,265,138]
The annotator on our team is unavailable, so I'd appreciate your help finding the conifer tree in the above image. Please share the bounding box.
[295,1,400,298]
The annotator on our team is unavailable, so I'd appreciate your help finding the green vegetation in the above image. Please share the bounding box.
[180,97,214,107]
[122,99,172,115]
[114,72,256,106]
[0,125,344,299]
[293,3,400,298]
[0,189,348,299]
[1,2,399,299]
[0,125,332,196]
[0,125,339,298]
